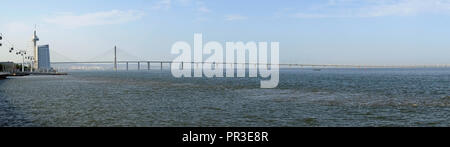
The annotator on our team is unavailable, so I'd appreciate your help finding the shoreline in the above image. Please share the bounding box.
[0,72,68,79]
[0,72,8,79]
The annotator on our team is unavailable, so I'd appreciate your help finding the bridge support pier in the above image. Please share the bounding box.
[148,62,150,70]
[126,62,129,71]
[161,62,163,71]
[138,62,140,71]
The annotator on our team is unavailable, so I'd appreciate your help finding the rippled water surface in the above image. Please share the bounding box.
[1,68,449,127]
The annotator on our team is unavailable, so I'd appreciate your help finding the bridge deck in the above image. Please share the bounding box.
[51,61,450,69]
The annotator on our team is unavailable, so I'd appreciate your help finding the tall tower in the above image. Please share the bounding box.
[32,28,39,69]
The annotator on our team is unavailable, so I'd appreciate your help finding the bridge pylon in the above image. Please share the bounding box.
[114,46,117,71]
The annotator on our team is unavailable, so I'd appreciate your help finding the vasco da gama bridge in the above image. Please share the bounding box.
[51,46,450,71]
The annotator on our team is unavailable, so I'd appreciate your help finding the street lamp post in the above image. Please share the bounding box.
[26,56,35,72]
[16,50,27,72]
[2,33,35,73]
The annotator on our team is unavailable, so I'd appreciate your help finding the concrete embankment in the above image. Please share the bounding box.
[0,72,68,79]
[0,72,9,79]
[29,72,68,75]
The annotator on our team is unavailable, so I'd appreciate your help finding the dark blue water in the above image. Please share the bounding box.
[0,68,449,127]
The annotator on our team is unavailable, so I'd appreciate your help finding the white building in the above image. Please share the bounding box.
[38,45,51,70]
[0,62,14,72]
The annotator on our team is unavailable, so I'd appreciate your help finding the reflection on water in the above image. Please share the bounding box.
[0,68,449,127]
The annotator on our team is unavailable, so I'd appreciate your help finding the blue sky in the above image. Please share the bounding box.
[1,0,450,65]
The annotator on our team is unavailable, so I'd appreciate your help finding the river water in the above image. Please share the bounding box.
[0,68,449,127]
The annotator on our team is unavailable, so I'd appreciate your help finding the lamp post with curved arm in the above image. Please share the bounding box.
[16,50,27,72]
[26,56,35,72]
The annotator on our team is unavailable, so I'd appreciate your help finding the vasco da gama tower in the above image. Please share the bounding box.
[32,29,51,71]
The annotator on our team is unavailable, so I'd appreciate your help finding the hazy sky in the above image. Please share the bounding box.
[1,0,450,65]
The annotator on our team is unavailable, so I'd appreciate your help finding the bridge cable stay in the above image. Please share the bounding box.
[50,50,77,62]
[86,48,116,62]
[83,47,141,62]
[115,47,143,61]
